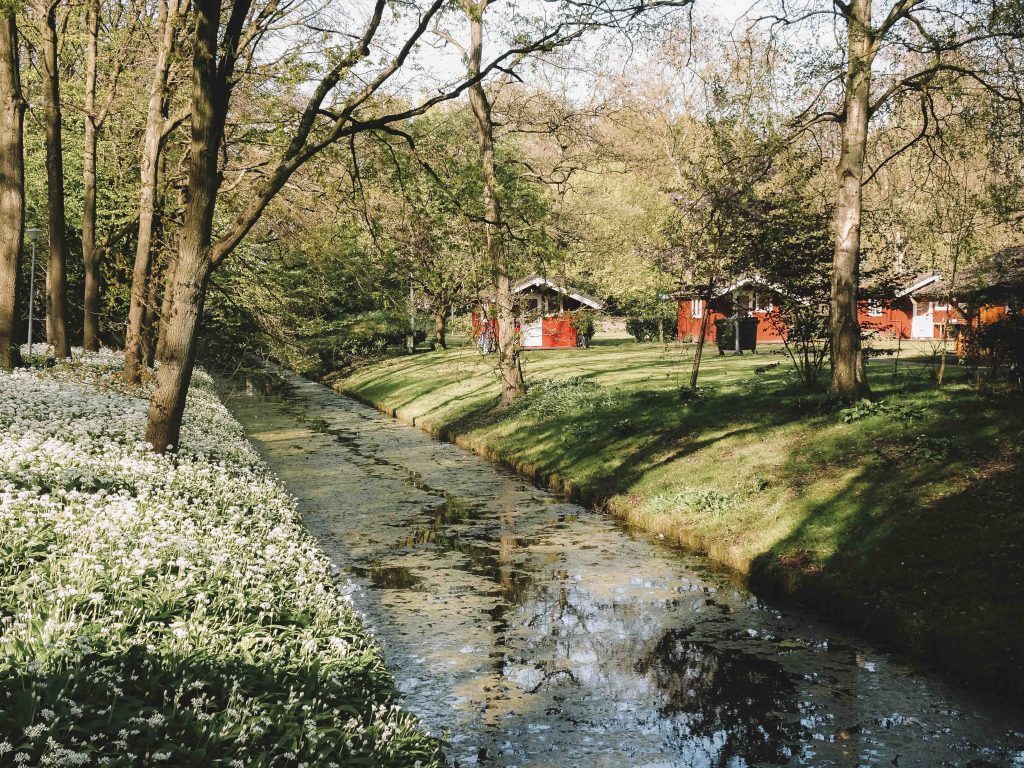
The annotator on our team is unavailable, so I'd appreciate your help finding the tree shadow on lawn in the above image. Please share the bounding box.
[421,363,1024,694]
[750,388,1024,696]
[432,375,817,502]
[353,371,483,416]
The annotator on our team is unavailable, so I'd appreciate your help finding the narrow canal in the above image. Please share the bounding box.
[221,369,1023,767]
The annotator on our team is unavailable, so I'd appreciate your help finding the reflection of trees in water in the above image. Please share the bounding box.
[391,494,537,607]
[384,478,799,766]
[526,568,592,633]
[510,570,674,702]
[637,629,802,766]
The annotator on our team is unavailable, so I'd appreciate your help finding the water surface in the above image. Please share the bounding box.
[221,369,1023,767]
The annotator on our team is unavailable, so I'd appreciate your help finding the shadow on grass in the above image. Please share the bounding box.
[427,373,815,502]
[750,385,1024,696]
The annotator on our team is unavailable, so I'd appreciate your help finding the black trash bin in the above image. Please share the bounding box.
[714,317,759,354]
[737,317,759,352]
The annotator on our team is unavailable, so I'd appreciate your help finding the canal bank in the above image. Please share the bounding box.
[335,343,1024,701]
[222,366,1024,767]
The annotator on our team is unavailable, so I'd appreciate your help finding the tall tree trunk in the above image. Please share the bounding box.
[433,306,447,350]
[465,0,524,406]
[154,169,184,361]
[936,251,961,387]
[42,0,70,358]
[405,278,415,354]
[690,290,712,389]
[145,0,246,452]
[82,0,100,351]
[0,13,25,370]
[124,0,180,382]
[142,248,161,366]
[155,245,177,360]
[829,0,874,402]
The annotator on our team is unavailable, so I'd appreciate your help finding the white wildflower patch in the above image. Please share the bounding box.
[0,350,442,766]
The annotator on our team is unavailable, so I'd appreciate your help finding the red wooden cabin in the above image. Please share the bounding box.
[473,276,604,350]
[675,276,789,344]
[676,271,1016,344]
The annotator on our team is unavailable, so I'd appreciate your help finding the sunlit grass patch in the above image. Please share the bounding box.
[343,338,1024,690]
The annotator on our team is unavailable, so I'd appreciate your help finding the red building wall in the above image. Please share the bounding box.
[471,312,499,340]
[471,311,577,349]
[676,299,785,344]
[541,316,577,348]
[679,293,1010,345]
[678,296,921,343]
[858,298,913,339]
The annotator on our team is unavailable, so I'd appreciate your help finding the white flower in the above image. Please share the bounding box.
[0,351,439,765]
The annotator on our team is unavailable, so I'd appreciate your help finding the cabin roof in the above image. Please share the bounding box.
[673,273,791,300]
[510,275,605,310]
[896,273,943,298]
[895,247,1024,301]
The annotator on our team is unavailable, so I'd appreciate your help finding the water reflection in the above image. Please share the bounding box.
[222,368,1024,768]
[640,630,801,765]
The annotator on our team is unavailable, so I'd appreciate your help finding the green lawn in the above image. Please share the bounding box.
[341,337,1024,696]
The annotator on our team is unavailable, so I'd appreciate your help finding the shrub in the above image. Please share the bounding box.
[625,316,677,343]
[566,310,597,348]
[960,313,1024,388]
[647,487,743,519]
[912,434,955,461]
[839,398,925,424]
[516,376,623,418]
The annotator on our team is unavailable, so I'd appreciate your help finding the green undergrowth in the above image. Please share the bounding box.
[0,351,444,766]
[342,339,1024,695]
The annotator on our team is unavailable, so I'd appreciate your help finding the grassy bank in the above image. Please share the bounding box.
[0,351,443,766]
[341,338,1024,696]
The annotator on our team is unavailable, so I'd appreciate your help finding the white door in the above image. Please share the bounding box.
[911,300,934,339]
[522,318,543,347]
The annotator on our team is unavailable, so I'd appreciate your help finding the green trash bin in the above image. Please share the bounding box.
[715,317,759,353]
[715,318,735,354]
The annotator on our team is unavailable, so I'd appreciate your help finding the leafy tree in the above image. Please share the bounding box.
[140,0,681,451]
[37,0,70,357]
[659,119,780,388]
[741,178,834,387]
[764,0,1024,401]
[361,111,487,352]
[123,0,187,379]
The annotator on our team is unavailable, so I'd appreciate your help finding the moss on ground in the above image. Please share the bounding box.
[341,338,1024,697]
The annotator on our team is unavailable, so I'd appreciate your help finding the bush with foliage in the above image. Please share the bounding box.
[0,351,442,766]
[960,312,1024,387]
[625,315,678,343]
[644,487,743,520]
[839,398,925,423]
[515,376,623,417]
[566,310,597,347]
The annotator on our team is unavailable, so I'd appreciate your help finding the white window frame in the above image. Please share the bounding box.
[867,302,884,317]
[690,298,703,318]
[754,293,772,313]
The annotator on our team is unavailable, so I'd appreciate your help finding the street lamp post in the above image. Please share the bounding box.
[25,227,42,361]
